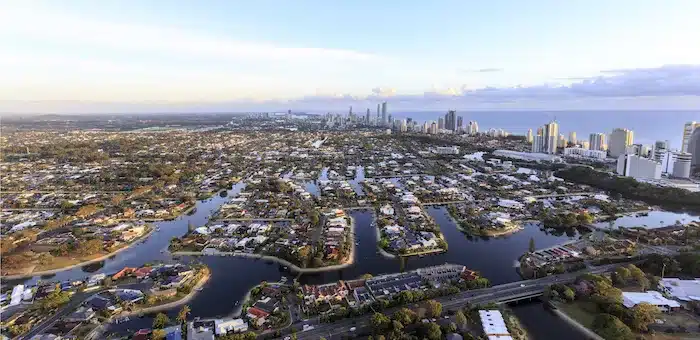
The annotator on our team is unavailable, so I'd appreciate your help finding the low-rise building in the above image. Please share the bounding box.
[622,291,681,312]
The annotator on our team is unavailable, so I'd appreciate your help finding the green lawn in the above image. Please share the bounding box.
[557,301,598,329]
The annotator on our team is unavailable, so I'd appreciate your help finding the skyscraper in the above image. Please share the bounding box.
[457,116,463,131]
[589,133,606,151]
[543,121,559,154]
[365,108,370,124]
[681,121,700,153]
[653,140,669,162]
[608,128,634,158]
[526,129,533,143]
[568,132,577,145]
[438,117,445,130]
[399,119,407,132]
[381,102,387,125]
[445,110,457,131]
[689,127,700,166]
[532,135,545,153]
[557,134,567,148]
[376,104,381,123]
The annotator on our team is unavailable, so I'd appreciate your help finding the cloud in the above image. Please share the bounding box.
[370,87,397,97]
[0,5,381,63]
[458,68,504,73]
[2,64,699,113]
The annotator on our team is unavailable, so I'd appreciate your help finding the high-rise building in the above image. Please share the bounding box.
[581,141,590,149]
[532,135,545,153]
[467,121,479,135]
[445,110,457,131]
[568,132,577,145]
[681,122,700,153]
[381,102,387,125]
[617,154,661,180]
[365,108,370,124]
[526,129,533,143]
[438,117,445,130]
[429,121,438,134]
[376,104,381,123]
[543,121,559,154]
[608,128,634,158]
[661,151,692,178]
[689,127,700,166]
[652,140,669,162]
[399,119,408,133]
[457,116,463,131]
[557,134,567,148]
[589,133,606,151]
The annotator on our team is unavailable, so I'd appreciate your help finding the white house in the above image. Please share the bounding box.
[622,291,681,312]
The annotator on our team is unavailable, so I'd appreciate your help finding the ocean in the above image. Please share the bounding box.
[388,110,699,147]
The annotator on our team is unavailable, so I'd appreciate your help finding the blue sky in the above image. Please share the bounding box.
[1,0,699,113]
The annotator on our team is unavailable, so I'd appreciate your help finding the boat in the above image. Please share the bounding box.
[196,287,203,292]
[355,242,360,246]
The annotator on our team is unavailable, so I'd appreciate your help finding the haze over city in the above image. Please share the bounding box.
[1,0,700,113]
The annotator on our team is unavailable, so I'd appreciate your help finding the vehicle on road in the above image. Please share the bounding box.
[350,327,356,332]
[520,284,526,287]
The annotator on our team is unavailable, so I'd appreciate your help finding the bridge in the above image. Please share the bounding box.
[280,263,621,340]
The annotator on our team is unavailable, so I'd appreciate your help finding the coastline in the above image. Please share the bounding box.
[172,215,357,274]
[1,226,157,280]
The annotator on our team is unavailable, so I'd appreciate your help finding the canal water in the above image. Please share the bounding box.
[511,303,589,340]
[593,210,699,230]
[6,172,698,338]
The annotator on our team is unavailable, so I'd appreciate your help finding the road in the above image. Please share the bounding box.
[21,282,147,340]
[279,264,621,340]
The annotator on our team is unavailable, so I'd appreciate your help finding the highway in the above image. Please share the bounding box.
[280,264,621,340]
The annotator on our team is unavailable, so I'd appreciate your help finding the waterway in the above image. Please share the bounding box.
[6,170,697,338]
[593,210,699,230]
[511,302,589,340]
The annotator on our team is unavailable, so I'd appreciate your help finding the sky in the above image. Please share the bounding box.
[1,0,700,113]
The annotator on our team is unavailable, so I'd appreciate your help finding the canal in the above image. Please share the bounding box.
[6,171,698,339]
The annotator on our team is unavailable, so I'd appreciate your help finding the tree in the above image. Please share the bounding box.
[177,305,191,325]
[455,310,467,329]
[425,322,442,340]
[426,300,442,318]
[396,290,415,305]
[391,320,404,333]
[613,267,631,286]
[627,264,650,290]
[562,286,576,301]
[592,280,623,306]
[528,237,535,253]
[393,308,417,326]
[371,312,391,333]
[153,312,170,329]
[152,329,166,340]
[628,302,659,332]
[592,313,634,340]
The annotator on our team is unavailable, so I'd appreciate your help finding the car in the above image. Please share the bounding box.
[284,337,291,340]
[520,284,526,287]
[350,327,357,332]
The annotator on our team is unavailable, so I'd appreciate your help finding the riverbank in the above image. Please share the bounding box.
[120,269,210,318]
[1,226,156,280]
[551,302,604,340]
[173,215,357,274]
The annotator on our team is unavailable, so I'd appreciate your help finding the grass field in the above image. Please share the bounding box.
[557,301,598,329]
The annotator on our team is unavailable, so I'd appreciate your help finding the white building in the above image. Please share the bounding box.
[589,133,606,151]
[478,310,513,339]
[622,291,680,312]
[661,151,692,178]
[659,278,700,303]
[617,154,661,180]
[543,121,559,154]
[526,129,533,143]
[434,146,460,155]
[215,318,248,335]
[609,128,634,158]
[563,147,607,160]
[531,135,545,153]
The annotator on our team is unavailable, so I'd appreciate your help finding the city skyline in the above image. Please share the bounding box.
[2,1,700,113]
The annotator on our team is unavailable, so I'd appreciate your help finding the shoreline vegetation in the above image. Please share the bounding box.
[173,215,357,274]
[1,226,156,280]
[446,205,524,237]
